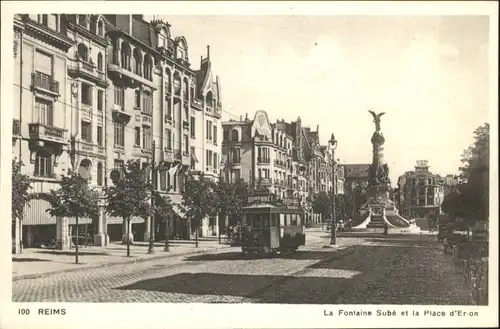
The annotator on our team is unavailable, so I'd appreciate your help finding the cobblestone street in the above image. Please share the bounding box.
[12,233,471,304]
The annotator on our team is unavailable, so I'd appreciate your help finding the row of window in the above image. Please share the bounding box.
[205,121,218,144]
[205,150,220,170]
[406,177,437,186]
[134,90,153,114]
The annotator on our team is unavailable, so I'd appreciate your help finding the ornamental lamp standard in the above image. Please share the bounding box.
[329,133,338,246]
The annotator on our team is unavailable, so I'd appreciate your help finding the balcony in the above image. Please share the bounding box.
[191,99,203,110]
[31,72,59,98]
[68,60,108,87]
[107,61,155,89]
[29,123,66,145]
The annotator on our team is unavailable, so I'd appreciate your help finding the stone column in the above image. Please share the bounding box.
[56,216,70,250]
[144,216,151,241]
[122,219,134,244]
[94,207,106,246]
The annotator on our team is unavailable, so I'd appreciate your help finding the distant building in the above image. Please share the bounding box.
[397,160,444,219]
[343,164,370,194]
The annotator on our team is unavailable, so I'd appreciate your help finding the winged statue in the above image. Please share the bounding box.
[368,110,386,132]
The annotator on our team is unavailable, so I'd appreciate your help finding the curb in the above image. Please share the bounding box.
[13,244,232,281]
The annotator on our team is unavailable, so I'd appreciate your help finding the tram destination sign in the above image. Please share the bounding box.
[247,193,276,204]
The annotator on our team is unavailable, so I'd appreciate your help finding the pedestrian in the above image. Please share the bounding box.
[383,222,389,236]
[348,217,352,231]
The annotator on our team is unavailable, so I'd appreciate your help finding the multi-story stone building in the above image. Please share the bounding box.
[12,14,223,251]
[222,113,344,225]
[221,111,280,192]
[13,14,76,251]
[397,160,444,219]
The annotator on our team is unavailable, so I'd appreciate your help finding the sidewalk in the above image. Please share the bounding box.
[12,237,231,280]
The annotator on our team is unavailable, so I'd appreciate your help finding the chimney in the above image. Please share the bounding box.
[240,115,242,121]
[245,113,249,121]
[207,45,210,60]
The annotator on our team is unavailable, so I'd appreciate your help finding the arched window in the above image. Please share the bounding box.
[97,53,103,71]
[97,20,104,37]
[78,43,89,62]
[231,129,239,142]
[120,42,131,70]
[133,48,142,76]
[97,162,103,186]
[206,91,213,108]
[34,149,53,177]
[144,54,153,81]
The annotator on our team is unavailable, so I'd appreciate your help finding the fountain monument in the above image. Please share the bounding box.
[352,111,420,232]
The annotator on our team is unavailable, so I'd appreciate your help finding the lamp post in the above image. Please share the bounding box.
[329,133,338,246]
[148,140,156,254]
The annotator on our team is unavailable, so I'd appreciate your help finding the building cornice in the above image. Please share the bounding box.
[23,17,74,51]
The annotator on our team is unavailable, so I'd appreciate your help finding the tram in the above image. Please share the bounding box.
[240,191,306,255]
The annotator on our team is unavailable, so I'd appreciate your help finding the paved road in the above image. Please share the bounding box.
[12,234,471,304]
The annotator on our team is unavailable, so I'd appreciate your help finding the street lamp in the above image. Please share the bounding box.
[329,133,338,246]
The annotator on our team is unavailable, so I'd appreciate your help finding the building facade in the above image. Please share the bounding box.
[397,160,444,219]
[12,14,223,251]
[221,112,344,225]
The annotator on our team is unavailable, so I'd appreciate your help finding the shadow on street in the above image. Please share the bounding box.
[35,250,110,256]
[12,257,51,262]
[184,250,337,262]
[115,272,352,303]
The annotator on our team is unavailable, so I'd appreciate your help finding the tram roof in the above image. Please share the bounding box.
[241,202,303,214]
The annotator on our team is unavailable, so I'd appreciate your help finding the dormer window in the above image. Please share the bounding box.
[176,48,184,60]
[78,15,89,28]
[97,20,104,37]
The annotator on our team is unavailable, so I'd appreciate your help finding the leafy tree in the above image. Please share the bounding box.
[311,192,348,224]
[46,171,100,264]
[104,160,153,257]
[12,160,32,253]
[458,123,489,223]
[153,191,174,251]
[181,172,217,248]
[214,177,250,242]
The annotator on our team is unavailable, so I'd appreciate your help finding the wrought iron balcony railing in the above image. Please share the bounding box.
[31,72,59,94]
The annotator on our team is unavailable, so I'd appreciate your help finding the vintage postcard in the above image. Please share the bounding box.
[0,1,498,329]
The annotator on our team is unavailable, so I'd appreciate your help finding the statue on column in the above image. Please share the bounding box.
[368,110,390,187]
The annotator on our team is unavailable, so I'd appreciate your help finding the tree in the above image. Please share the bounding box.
[311,191,333,221]
[153,191,174,251]
[105,160,153,257]
[12,160,32,254]
[458,123,490,223]
[214,178,250,243]
[46,171,100,264]
[181,172,217,248]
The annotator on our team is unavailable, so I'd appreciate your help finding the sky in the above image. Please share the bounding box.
[147,15,490,184]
